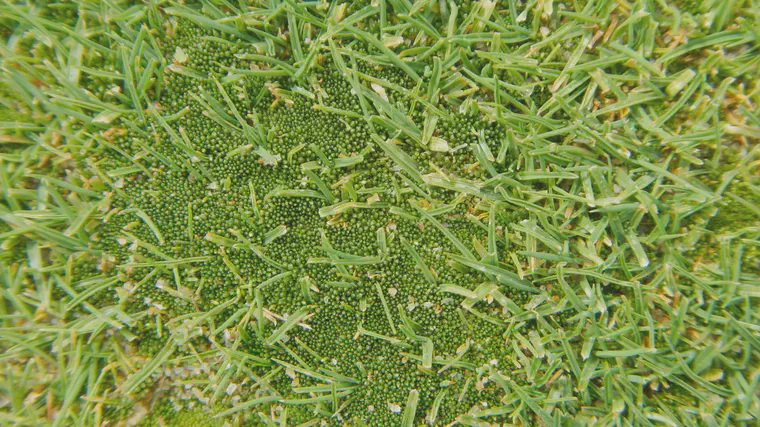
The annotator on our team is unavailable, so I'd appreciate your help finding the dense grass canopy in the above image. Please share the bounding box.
[1,1,759,426]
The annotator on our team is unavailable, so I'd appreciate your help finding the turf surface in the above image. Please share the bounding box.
[1,1,759,426]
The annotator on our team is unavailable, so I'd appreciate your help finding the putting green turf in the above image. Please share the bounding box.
[1,1,759,426]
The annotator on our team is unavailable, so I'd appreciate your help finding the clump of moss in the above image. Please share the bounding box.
[708,182,760,232]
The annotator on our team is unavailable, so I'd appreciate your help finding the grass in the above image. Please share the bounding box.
[1,0,759,426]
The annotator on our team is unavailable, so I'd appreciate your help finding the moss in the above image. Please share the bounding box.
[137,400,218,427]
[708,182,760,233]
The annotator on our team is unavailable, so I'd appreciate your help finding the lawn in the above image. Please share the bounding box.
[0,0,759,426]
